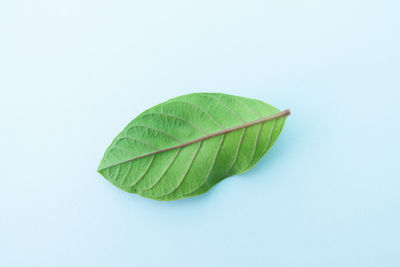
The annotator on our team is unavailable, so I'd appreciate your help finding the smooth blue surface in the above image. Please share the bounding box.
[1,1,399,266]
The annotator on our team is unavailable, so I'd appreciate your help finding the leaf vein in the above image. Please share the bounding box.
[261,119,277,155]
[131,154,155,187]
[143,148,182,192]
[110,165,120,181]
[184,134,226,196]
[139,112,208,134]
[114,136,159,150]
[225,128,246,175]
[202,95,246,122]
[125,125,183,144]
[120,161,132,185]
[99,110,290,171]
[169,100,225,129]
[244,123,263,170]
[158,141,203,198]
[235,97,262,117]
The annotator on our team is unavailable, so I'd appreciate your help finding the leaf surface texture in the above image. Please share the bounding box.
[98,93,289,200]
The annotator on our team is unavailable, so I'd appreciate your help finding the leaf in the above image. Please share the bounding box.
[98,93,290,201]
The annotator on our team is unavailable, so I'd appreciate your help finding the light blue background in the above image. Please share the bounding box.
[1,0,399,266]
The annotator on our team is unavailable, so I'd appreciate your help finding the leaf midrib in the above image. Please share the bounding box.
[98,109,291,171]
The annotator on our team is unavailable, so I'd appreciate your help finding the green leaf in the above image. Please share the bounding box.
[98,93,290,201]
